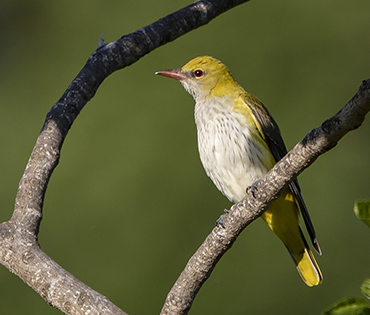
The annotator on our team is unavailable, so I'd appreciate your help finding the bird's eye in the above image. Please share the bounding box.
[194,69,203,78]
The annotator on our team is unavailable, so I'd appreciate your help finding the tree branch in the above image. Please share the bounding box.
[0,1,250,314]
[160,79,370,315]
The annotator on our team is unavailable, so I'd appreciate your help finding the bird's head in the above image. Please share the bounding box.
[156,56,240,101]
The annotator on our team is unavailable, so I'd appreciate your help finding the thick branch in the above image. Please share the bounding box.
[12,0,251,240]
[0,1,250,314]
[160,79,370,315]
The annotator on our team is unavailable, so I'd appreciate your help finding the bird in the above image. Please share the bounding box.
[155,56,322,287]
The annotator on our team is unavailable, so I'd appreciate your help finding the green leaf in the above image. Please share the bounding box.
[354,200,370,228]
[322,297,370,315]
[361,278,370,300]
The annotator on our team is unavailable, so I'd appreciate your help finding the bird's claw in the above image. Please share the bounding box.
[246,181,259,198]
[216,214,226,228]
[216,208,231,228]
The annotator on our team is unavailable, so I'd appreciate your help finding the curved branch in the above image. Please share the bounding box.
[0,1,250,314]
[13,0,250,239]
[160,79,370,314]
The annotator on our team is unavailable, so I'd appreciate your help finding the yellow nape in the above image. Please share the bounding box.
[181,56,244,98]
[164,55,323,286]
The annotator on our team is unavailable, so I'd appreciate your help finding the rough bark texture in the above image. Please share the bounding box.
[0,0,369,314]
[160,79,370,315]
[0,1,251,314]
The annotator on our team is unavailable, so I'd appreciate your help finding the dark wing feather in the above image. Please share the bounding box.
[243,94,321,255]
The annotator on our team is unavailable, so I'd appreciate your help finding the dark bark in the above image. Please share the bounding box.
[1,0,369,314]
[0,1,251,314]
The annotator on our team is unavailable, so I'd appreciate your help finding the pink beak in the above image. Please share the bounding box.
[155,68,187,81]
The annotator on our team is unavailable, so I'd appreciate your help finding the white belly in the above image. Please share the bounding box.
[194,97,274,203]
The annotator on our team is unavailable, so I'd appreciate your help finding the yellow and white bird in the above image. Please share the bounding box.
[156,56,322,286]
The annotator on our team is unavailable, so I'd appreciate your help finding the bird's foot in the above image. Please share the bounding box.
[246,181,259,198]
[216,209,230,228]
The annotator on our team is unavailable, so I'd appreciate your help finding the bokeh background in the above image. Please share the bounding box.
[1,0,370,314]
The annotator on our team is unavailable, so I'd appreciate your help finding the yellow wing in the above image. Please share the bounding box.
[241,92,323,286]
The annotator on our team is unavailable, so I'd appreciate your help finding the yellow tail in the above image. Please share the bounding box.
[262,189,323,286]
[294,244,322,286]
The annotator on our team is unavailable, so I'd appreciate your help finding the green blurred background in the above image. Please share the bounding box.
[1,0,370,314]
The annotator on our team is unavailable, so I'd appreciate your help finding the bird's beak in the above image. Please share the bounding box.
[155,68,187,81]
